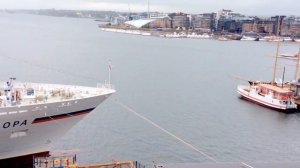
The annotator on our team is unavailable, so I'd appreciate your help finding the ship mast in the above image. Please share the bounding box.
[147,0,150,19]
[272,17,282,84]
[294,45,300,81]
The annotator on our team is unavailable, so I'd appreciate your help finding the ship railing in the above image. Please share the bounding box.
[34,155,76,168]
[0,83,115,107]
[97,83,115,90]
[134,161,146,168]
[76,160,142,168]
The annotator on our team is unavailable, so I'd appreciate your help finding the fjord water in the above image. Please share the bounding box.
[1,13,300,165]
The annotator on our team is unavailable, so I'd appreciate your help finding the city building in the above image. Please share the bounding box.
[254,20,276,34]
[282,16,300,37]
[271,16,286,35]
[150,12,169,19]
[216,9,245,33]
[129,13,147,20]
[241,20,255,33]
[94,8,300,37]
[191,13,216,32]
[112,15,128,25]
[241,16,286,35]
[149,17,172,29]
[169,13,190,29]
[290,23,300,37]
[149,13,172,29]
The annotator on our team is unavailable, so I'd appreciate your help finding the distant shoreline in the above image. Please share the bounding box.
[98,26,300,43]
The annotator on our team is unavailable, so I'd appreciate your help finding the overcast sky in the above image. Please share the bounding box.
[1,0,299,16]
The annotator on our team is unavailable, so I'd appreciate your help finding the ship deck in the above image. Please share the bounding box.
[294,98,300,105]
[0,82,115,108]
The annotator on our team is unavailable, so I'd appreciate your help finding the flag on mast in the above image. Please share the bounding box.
[108,60,112,71]
[108,60,112,85]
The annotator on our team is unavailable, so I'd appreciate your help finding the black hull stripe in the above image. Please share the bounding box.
[32,108,95,124]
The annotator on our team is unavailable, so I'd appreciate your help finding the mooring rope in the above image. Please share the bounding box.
[114,99,218,163]
[115,99,257,168]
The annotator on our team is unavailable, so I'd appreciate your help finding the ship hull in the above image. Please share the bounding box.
[239,94,297,113]
[237,86,297,113]
[0,93,113,160]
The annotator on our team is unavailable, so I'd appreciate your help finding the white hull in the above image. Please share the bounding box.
[187,34,210,39]
[100,28,151,36]
[0,82,115,160]
[237,85,296,111]
[240,36,257,41]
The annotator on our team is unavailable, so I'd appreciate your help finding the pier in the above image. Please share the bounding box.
[34,155,145,168]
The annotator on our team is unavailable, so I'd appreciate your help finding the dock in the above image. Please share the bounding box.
[34,155,145,168]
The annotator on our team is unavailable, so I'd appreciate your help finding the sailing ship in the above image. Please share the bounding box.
[237,18,300,112]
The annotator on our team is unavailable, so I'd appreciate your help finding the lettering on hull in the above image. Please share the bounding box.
[2,120,27,129]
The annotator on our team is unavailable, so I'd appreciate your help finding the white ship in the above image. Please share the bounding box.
[237,82,297,112]
[240,36,258,41]
[0,78,115,160]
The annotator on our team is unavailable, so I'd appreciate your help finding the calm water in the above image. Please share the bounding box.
[1,13,300,165]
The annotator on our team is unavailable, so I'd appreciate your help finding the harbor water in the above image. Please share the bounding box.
[1,13,300,166]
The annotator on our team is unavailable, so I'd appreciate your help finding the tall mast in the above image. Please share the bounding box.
[282,66,285,88]
[271,16,282,84]
[147,0,150,19]
[294,45,300,81]
[108,60,112,85]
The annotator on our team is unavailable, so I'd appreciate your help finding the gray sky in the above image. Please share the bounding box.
[1,0,300,16]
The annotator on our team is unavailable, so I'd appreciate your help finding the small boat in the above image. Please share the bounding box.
[141,32,151,36]
[225,34,242,40]
[187,33,210,39]
[217,36,229,41]
[237,82,297,112]
[199,33,211,39]
[240,36,258,41]
[278,53,299,60]
[263,36,283,42]
[165,32,186,38]
[165,32,180,38]
[283,37,293,42]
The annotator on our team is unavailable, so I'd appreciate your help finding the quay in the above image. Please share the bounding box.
[98,25,300,42]
[34,155,145,168]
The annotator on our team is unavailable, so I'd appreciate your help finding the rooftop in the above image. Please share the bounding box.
[257,83,292,94]
[125,19,156,28]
